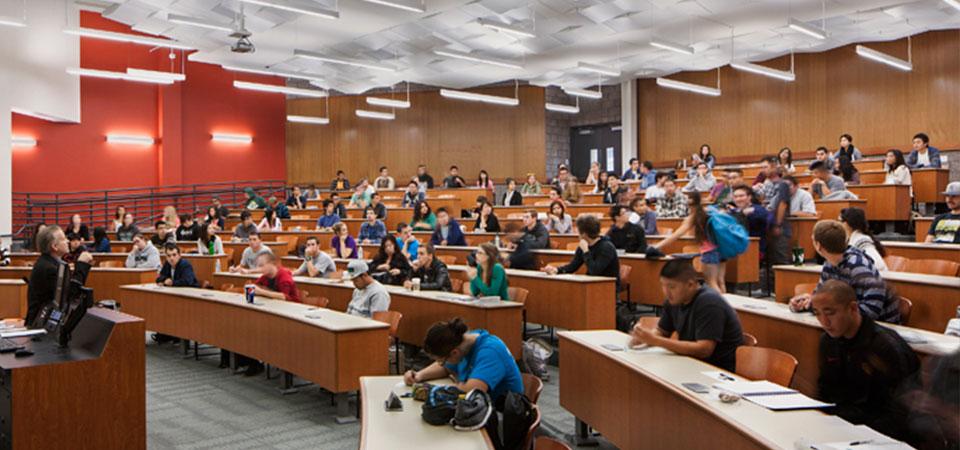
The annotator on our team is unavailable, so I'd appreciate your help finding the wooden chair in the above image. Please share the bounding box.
[637,316,659,331]
[793,283,817,297]
[883,255,909,272]
[201,280,214,290]
[99,260,122,268]
[564,242,579,251]
[898,296,913,326]
[520,405,542,450]
[522,372,543,404]
[302,296,330,308]
[548,240,560,250]
[534,437,572,450]
[508,287,530,338]
[735,346,798,387]
[450,278,463,294]
[618,264,633,304]
[373,311,404,374]
[276,235,299,256]
[741,332,758,347]
[298,289,311,302]
[437,255,457,265]
[905,258,960,277]
[219,283,235,292]
[681,245,702,273]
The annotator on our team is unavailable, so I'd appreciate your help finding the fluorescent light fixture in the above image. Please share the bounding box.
[361,0,424,13]
[212,133,253,143]
[366,97,411,108]
[545,103,579,114]
[67,67,174,85]
[11,136,36,147]
[730,61,795,81]
[439,89,519,106]
[127,68,186,82]
[788,18,827,40]
[106,134,154,145]
[294,49,396,72]
[222,65,325,83]
[945,0,960,12]
[477,18,535,38]
[577,62,620,77]
[433,49,523,70]
[288,115,330,125]
[562,86,602,99]
[0,16,26,27]
[233,80,327,97]
[167,13,233,32]
[356,109,395,120]
[239,0,339,19]
[855,45,912,71]
[64,27,194,50]
[655,77,721,97]
[650,38,694,55]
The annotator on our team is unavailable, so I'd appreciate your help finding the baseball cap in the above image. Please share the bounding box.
[344,260,369,280]
[943,181,960,196]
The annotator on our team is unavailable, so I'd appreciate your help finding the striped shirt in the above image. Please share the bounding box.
[817,247,900,324]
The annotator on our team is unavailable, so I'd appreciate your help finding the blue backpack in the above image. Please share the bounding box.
[706,207,749,259]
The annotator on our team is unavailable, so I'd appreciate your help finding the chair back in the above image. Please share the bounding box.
[741,332,758,347]
[905,258,960,277]
[564,242,579,251]
[372,310,403,338]
[508,287,529,304]
[735,346,798,387]
[303,296,330,308]
[883,255,909,272]
[522,373,543,404]
[520,405,542,450]
[534,437,572,450]
[275,235,299,256]
[618,264,632,282]
[637,316,659,331]
[99,260,122,268]
[898,296,913,326]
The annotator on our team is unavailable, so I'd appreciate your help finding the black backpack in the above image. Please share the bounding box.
[500,391,535,450]
[421,385,464,426]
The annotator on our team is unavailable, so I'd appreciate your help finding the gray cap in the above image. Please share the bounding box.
[344,260,369,280]
[944,181,960,196]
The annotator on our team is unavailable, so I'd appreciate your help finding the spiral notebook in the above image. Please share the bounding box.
[713,380,834,411]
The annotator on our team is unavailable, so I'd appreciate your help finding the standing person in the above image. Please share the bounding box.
[243,187,267,210]
[286,186,307,210]
[292,237,336,278]
[430,208,467,246]
[443,166,467,188]
[603,177,628,205]
[651,193,727,293]
[926,182,960,244]
[374,166,396,190]
[125,234,161,269]
[476,170,494,190]
[116,213,139,241]
[90,226,111,253]
[315,200,342,231]
[257,208,282,232]
[606,205,647,253]
[835,134,863,161]
[621,158,642,181]
[628,197,658,236]
[521,173,542,196]
[682,162,717,193]
[404,244,453,292]
[203,206,225,229]
[151,221,176,247]
[111,205,126,232]
[657,179,689,219]
[27,226,93,325]
[176,214,201,242]
[468,243,509,300]
[229,232,274,274]
[330,223,359,259]
[473,200,501,233]
[884,149,912,187]
[777,147,796,174]
[416,165,435,190]
[330,170,351,191]
[156,244,199,287]
[541,216,619,286]
[765,165,793,270]
[544,201,573,234]
[197,223,224,256]
[251,253,300,302]
[840,208,888,272]
[401,180,426,207]
[411,201,437,231]
[344,260,391,318]
[396,223,421,260]
[906,132,941,169]
[64,214,90,241]
[370,238,412,286]
[520,210,550,250]
[358,208,387,244]
[501,178,523,206]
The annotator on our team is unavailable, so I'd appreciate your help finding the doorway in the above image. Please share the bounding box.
[570,122,622,181]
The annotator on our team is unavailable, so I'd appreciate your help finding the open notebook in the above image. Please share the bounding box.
[713,380,834,411]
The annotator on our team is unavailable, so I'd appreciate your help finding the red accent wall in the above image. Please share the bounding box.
[11,12,286,193]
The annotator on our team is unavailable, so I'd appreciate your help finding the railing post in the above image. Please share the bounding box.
[192,185,197,216]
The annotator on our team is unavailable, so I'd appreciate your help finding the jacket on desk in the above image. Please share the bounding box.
[156,258,199,287]
[26,253,92,325]
[411,259,452,291]
[430,219,467,246]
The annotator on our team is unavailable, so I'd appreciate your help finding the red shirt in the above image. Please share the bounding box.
[254,267,301,303]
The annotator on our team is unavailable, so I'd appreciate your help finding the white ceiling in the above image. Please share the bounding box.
[89,0,960,94]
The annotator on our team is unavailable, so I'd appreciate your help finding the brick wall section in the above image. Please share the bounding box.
[545,84,622,178]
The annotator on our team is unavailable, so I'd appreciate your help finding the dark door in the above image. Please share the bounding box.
[570,122,622,180]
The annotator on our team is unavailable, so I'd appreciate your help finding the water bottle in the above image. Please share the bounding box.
[494,234,501,248]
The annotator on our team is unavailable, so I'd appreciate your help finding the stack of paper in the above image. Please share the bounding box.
[713,380,834,411]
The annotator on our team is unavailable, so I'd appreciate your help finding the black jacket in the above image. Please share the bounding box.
[371,203,388,220]
[26,253,91,325]
[176,223,201,242]
[502,191,523,206]
[411,259,452,291]
[508,240,537,271]
[522,223,550,250]
[606,222,647,253]
[370,253,412,286]
[474,214,501,233]
[64,224,90,241]
[557,236,620,286]
[156,258,200,287]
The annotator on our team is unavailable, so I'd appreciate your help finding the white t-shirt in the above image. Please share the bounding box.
[789,189,816,215]
[848,232,888,272]
[645,185,666,199]
[917,151,930,167]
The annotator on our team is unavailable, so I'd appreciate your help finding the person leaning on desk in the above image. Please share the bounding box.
[26,225,93,326]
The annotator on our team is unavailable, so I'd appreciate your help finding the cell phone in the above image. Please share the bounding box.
[682,383,710,394]
[601,344,624,352]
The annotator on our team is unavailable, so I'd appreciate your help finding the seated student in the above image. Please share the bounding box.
[682,162,717,193]
[416,164,435,189]
[305,185,320,199]
[496,223,533,271]
[228,232,273,274]
[111,205,127,232]
[709,169,741,206]
[63,234,87,264]
[156,243,199,287]
[151,220,176,247]
[657,179,689,218]
[551,165,570,191]
[292,236,336,278]
[330,170,351,191]
[374,166,396,190]
[344,260,391,318]
[411,201,437,231]
[812,146,836,173]
[520,173,542,196]
[349,184,371,209]
[542,215,619,284]
[430,208,467,246]
[621,158,642,181]
[211,197,230,219]
[257,208,283,232]
[545,200,573,234]
[562,178,583,204]
[789,220,900,323]
[629,259,743,372]
[315,199,342,231]
[606,205,647,254]
[501,178,523,206]
[330,223,359,259]
[643,172,669,199]
[403,318,524,447]
[197,223,224,256]
[469,243,509,300]
[125,233,161,269]
[243,187,267,210]
[90,226,111,253]
[401,180,425,208]
[176,214,201,242]
[203,206,225,230]
[330,192,348,218]
[593,171,610,194]
[163,205,181,229]
[545,186,564,205]
[286,186,307,210]
[405,243,452,291]
[809,160,855,200]
[370,237,412,286]
[906,132,941,169]
[752,156,777,203]
[359,208,387,244]
[268,196,290,219]
[884,149,912,187]
[520,210,550,250]
[628,197,658,235]
[476,169,495,190]
[585,161,601,185]
[603,177,629,204]
[694,144,716,169]
[395,223,420,260]
[251,253,300,302]
[926,182,960,244]
[369,193,388,220]
[443,165,467,188]
[778,147,796,175]
[64,214,90,241]
[474,200,500,233]
[811,280,920,442]
[834,133,862,161]
[837,155,861,185]
[784,175,817,217]
[233,211,258,241]
[840,208,888,272]
[637,160,657,189]
[117,213,139,241]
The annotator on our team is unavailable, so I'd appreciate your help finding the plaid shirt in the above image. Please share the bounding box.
[818,247,900,324]
[657,192,689,219]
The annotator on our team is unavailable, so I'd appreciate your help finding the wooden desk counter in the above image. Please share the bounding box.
[308,189,489,214]
[560,330,902,450]
[912,168,950,204]
[884,241,960,263]
[773,264,960,332]
[813,199,867,222]
[212,272,523,356]
[0,279,27,319]
[725,294,959,396]
[846,184,911,221]
[0,267,158,303]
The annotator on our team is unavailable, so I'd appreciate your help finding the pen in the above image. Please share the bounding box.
[848,439,873,446]
[718,373,736,381]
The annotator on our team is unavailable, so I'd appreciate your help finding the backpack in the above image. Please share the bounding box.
[519,338,553,381]
[706,206,749,259]
[500,391,535,450]
[421,385,464,426]
[452,389,493,431]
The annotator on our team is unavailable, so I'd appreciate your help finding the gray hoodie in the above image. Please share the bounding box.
[126,241,161,269]
[682,172,717,193]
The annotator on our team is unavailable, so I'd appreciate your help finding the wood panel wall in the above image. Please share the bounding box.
[286,86,546,185]
[638,29,960,165]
